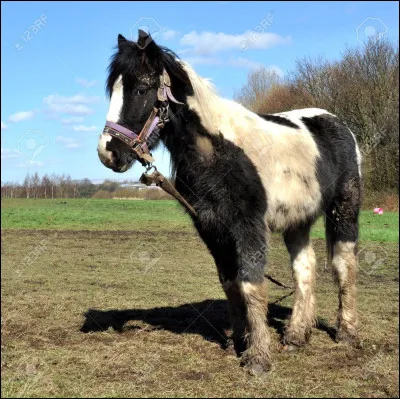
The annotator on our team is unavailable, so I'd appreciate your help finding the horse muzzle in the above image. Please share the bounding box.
[97,132,135,173]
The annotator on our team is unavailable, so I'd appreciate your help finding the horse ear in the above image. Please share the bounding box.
[137,29,156,50]
[118,34,127,49]
[136,29,160,67]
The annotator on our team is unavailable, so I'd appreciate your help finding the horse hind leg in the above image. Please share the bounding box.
[326,179,361,346]
[282,223,316,348]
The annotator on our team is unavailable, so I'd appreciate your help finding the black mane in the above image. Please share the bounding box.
[106,40,190,98]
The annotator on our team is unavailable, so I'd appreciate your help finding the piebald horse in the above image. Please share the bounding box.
[97,31,362,375]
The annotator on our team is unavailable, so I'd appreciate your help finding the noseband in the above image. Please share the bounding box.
[102,68,183,166]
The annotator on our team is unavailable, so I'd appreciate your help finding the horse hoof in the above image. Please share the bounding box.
[224,341,237,357]
[282,329,311,348]
[241,354,272,376]
[335,330,361,348]
[247,363,265,376]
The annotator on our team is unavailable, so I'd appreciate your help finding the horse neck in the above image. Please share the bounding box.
[160,109,204,176]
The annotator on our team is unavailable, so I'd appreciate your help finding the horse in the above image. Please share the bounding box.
[97,30,362,375]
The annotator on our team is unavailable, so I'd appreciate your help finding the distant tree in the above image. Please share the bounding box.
[234,67,283,112]
[23,174,31,199]
[290,38,399,191]
[100,179,120,192]
[234,37,399,192]
[78,178,97,198]
[41,174,51,199]
[31,172,40,199]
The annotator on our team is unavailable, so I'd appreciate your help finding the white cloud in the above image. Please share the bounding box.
[161,29,180,41]
[185,55,281,72]
[76,78,97,89]
[56,136,84,149]
[1,121,7,130]
[8,111,34,123]
[43,94,100,116]
[17,160,44,168]
[1,147,19,160]
[184,56,223,66]
[226,57,263,69]
[1,148,46,167]
[61,117,84,125]
[180,30,291,55]
[72,124,97,132]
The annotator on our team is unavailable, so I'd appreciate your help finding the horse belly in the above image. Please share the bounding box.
[247,137,322,232]
[265,189,321,232]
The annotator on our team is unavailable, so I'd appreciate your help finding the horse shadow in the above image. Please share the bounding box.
[80,299,336,349]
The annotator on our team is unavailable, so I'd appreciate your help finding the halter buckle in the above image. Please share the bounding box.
[146,164,157,173]
[158,103,170,125]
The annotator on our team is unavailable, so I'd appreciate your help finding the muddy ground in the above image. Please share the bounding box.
[2,229,399,397]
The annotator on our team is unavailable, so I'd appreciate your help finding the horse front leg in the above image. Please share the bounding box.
[217,233,271,375]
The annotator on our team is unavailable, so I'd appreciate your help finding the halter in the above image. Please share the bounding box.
[102,68,198,218]
[102,68,183,166]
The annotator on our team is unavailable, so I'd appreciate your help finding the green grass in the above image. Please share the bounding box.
[312,210,399,242]
[1,198,398,242]
[1,198,190,231]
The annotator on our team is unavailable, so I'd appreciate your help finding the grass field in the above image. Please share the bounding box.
[2,198,398,242]
[1,199,399,397]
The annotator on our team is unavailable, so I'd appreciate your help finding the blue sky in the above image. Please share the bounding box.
[1,1,399,183]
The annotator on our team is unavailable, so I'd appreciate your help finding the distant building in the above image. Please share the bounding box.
[119,183,159,190]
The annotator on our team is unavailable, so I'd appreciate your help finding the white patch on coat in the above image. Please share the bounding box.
[241,281,258,295]
[181,62,323,231]
[97,133,114,167]
[348,130,362,177]
[331,241,358,331]
[276,108,332,120]
[97,75,123,170]
[292,244,316,294]
[106,75,124,123]
[331,241,357,282]
[289,243,316,329]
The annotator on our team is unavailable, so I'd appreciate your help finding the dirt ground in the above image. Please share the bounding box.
[1,229,399,397]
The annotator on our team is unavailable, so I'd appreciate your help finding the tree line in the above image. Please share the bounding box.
[1,173,97,199]
[1,173,171,200]
[234,38,399,193]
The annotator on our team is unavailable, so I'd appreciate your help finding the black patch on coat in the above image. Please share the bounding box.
[258,114,299,129]
[162,111,268,284]
[301,114,361,253]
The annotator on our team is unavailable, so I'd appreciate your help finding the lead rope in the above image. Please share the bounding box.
[139,166,198,218]
[265,274,294,304]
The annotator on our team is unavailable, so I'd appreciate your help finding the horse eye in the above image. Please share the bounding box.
[136,88,147,96]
